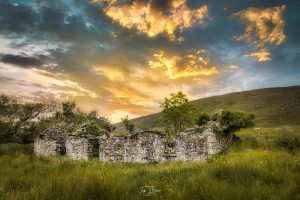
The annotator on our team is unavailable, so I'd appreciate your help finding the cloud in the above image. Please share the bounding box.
[0,54,44,68]
[234,5,286,62]
[244,49,271,62]
[148,50,218,79]
[92,0,209,41]
[0,63,98,101]
[227,65,241,72]
[1,0,299,123]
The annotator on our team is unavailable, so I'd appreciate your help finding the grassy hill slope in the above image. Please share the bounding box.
[116,86,300,131]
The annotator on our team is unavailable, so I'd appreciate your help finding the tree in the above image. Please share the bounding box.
[196,112,211,126]
[54,102,116,133]
[160,91,199,134]
[62,101,77,118]
[0,96,116,143]
[212,110,255,140]
[87,110,116,133]
[121,116,135,134]
[0,94,52,143]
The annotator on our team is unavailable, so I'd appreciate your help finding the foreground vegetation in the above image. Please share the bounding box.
[1,127,299,200]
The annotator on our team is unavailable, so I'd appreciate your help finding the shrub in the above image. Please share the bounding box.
[212,110,255,140]
[196,112,211,126]
[274,129,300,151]
[121,116,135,134]
[72,121,107,137]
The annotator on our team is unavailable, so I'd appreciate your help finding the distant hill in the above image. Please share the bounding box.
[115,86,300,132]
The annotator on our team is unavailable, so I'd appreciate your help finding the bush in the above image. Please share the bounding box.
[121,116,135,134]
[196,112,210,126]
[72,121,107,137]
[212,110,255,139]
[274,129,300,151]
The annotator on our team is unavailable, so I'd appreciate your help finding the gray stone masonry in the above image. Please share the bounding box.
[35,125,227,162]
[66,135,99,160]
[99,131,166,163]
[34,124,66,156]
[99,127,227,163]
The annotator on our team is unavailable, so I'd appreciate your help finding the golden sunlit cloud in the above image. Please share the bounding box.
[92,0,208,41]
[234,5,286,62]
[244,50,271,62]
[148,50,218,79]
[89,48,221,121]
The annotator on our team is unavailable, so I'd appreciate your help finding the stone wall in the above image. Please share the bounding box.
[34,137,65,156]
[66,135,99,160]
[170,127,225,162]
[126,131,166,163]
[34,124,66,156]
[99,131,166,163]
[99,136,126,162]
[99,128,226,163]
[35,126,227,162]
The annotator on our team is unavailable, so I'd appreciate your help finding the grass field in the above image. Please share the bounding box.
[1,127,299,200]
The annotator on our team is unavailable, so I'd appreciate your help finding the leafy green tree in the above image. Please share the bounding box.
[0,94,51,143]
[53,102,115,133]
[121,116,135,134]
[87,110,116,132]
[212,110,255,140]
[0,96,116,143]
[196,112,211,126]
[62,101,77,119]
[160,91,199,134]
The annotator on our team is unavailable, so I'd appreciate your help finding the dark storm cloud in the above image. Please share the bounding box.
[0,54,44,68]
[0,0,38,33]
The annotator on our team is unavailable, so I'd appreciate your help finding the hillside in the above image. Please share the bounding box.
[116,86,300,132]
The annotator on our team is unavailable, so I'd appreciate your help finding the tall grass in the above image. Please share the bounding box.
[0,127,300,200]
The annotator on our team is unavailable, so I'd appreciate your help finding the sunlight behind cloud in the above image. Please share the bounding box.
[92,0,208,41]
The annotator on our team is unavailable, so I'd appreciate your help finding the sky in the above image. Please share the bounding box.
[0,0,300,123]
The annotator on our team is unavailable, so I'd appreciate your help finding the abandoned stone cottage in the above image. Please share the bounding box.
[34,123,227,163]
[34,124,66,156]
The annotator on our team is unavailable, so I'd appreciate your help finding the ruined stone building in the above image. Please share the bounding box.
[34,124,227,163]
[34,124,66,156]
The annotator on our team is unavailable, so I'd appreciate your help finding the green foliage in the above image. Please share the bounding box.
[0,94,51,143]
[164,125,176,145]
[232,127,300,152]
[212,110,255,138]
[274,129,300,151]
[121,116,135,134]
[160,91,199,134]
[0,96,115,143]
[40,102,115,136]
[196,112,211,126]
[87,111,116,133]
[62,101,77,119]
[72,121,106,137]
